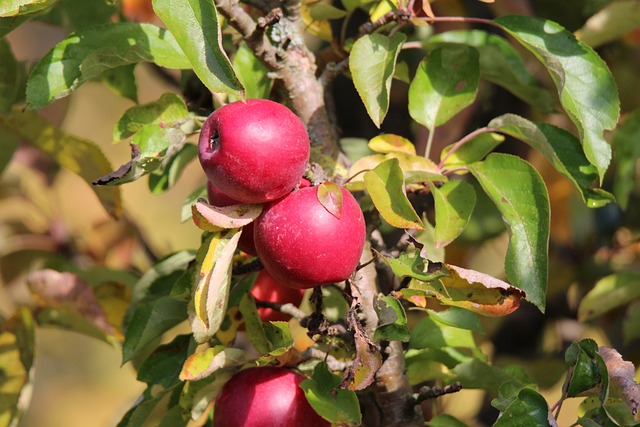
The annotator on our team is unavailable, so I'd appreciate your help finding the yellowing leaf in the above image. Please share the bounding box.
[317,181,343,219]
[191,230,241,340]
[364,158,424,230]
[179,346,248,381]
[408,263,525,317]
[368,134,416,155]
[191,200,262,231]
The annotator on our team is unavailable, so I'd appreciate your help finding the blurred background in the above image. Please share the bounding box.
[2,0,640,426]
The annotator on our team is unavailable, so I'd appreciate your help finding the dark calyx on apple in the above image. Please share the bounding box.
[198,99,310,204]
[213,366,329,427]
[254,185,366,289]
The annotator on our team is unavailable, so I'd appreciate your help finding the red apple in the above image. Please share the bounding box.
[206,180,257,255]
[251,269,305,322]
[198,99,310,204]
[254,185,366,289]
[213,367,329,427]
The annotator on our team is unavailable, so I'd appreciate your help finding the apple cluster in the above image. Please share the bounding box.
[198,99,366,291]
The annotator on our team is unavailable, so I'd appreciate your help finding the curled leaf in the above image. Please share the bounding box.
[598,346,640,419]
[191,199,263,231]
[179,346,248,381]
[317,181,343,219]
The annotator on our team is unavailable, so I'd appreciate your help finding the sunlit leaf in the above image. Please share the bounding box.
[190,230,241,342]
[26,23,191,109]
[432,180,476,248]
[231,43,272,101]
[407,263,525,317]
[300,362,361,425]
[0,308,35,427]
[468,153,549,311]
[191,199,262,231]
[409,315,477,350]
[489,114,614,208]
[179,345,247,381]
[152,0,243,97]
[317,181,343,219]
[368,134,416,155]
[409,46,479,131]
[578,272,640,321]
[0,110,122,218]
[495,15,620,180]
[114,92,189,142]
[425,30,554,112]
[576,1,640,48]
[363,158,424,229]
[613,109,640,210]
[350,32,406,127]
[440,132,504,169]
[94,125,186,186]
[0,0,56,17]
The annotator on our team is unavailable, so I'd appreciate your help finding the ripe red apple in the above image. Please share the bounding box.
[251,269,305,322]
[254,185,366,289]
[207,180,257,255]
[198,99,310,204]
[213,367,329,427]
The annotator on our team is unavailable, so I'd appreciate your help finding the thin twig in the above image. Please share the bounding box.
[302,347,352,371]
[254,300,307,320]
[412,382,463,404]
[232,258,263,275]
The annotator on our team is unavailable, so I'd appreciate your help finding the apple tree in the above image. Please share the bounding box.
[1,0,640,426]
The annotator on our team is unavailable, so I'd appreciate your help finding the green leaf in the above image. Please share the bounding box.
[300,362,362,425]
[623,301,640,345]
[363,157,424,230]
[238,294,294,356]
[427,306,483,334]
[137,334,195,389]
[122,295,189,363]
[427,414,469,427]
[114,93,189,141]
[310,2,347,20]
[440,132,504,168]
[493,388,554,427]
[179,345,247,381]
[381,252,448,283]
[468,153,549,312]
[374,295,410,342]
[190,230,240,343]
[117,385,181,427]
[182,184,207,222]
[578,272,640,322]
[489,114,614,208]
[152,0,243,98]
[0,40,21,114]
[409,45,479,131]
[576,1,640,48]
[95,125,187,186]
[368,134,416,155]
[613,109,640,210]
[433,180,476,248]
[0,0,56,16]
[409,315,477,350]
[231,43,272,101]
[0,308,35,427]
[58,0,115,30]
[101,64,138,103]
[425,30,554,112]
[453,359,528,392]
[26,22,191,109]
[495,15,620,181]
[0,14,32,38]
[0,110,122,218]
[149,143,198,193]
[350,32,406,127]
[564,339,603,398]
